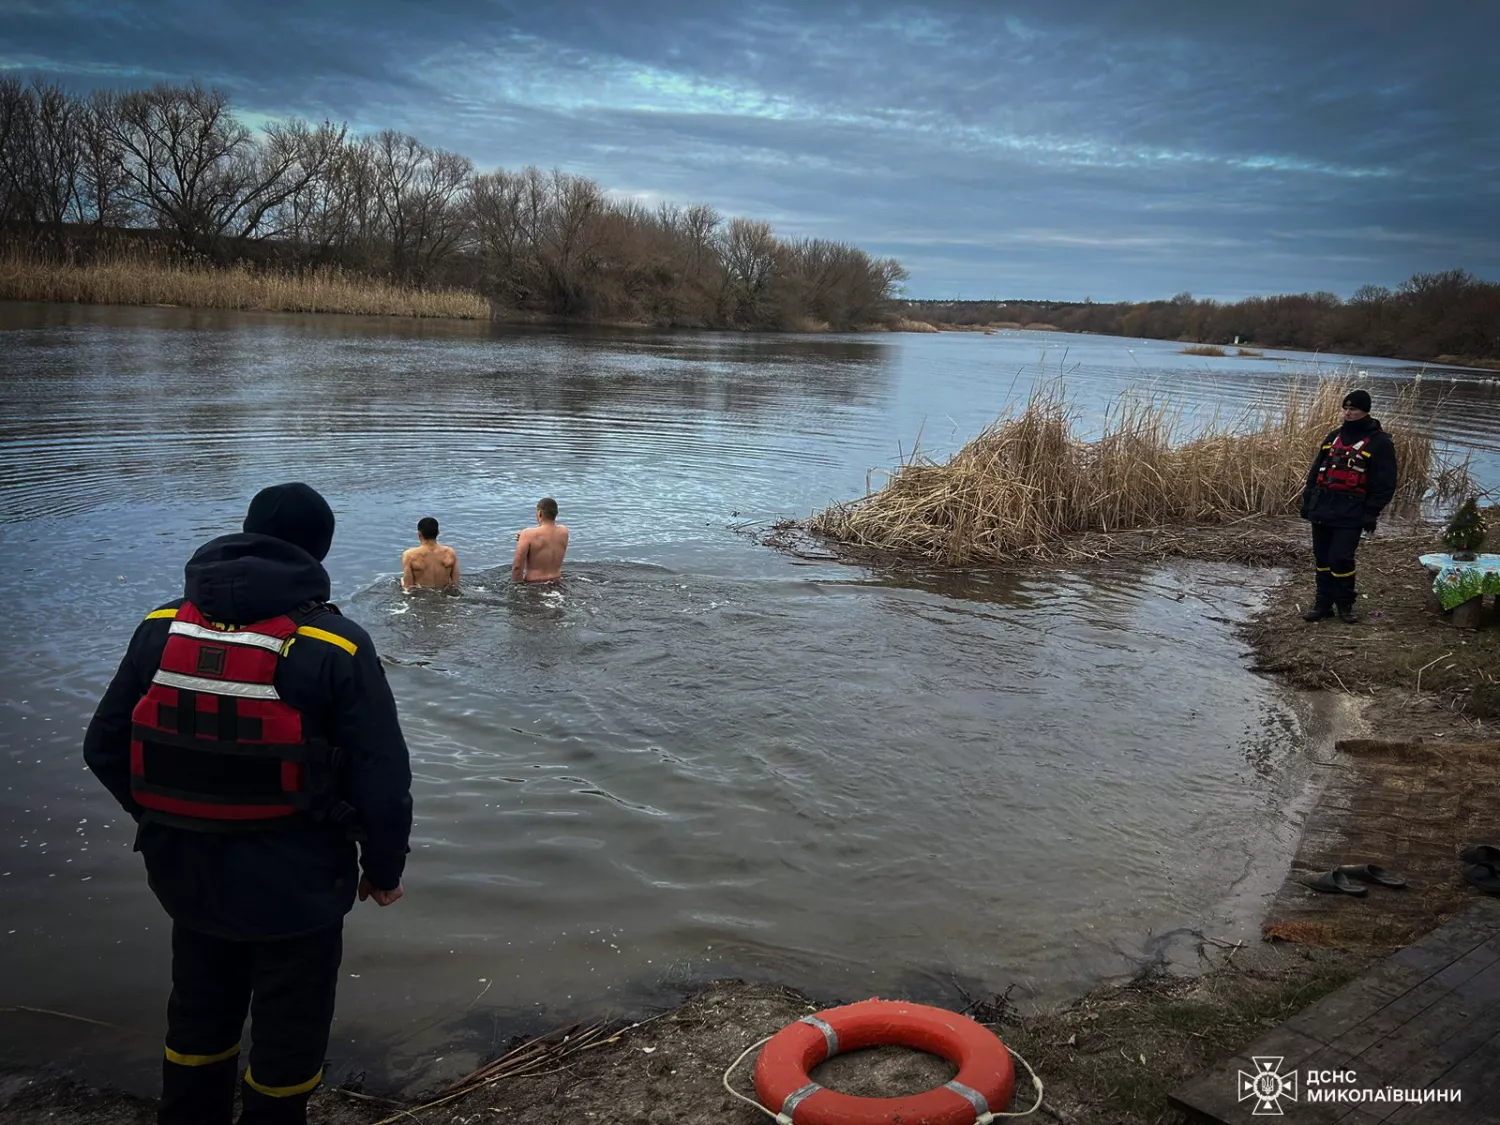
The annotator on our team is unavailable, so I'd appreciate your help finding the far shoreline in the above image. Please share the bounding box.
[888,316,1500,371]
[3,261,1497,370]
[5,293,1497,374]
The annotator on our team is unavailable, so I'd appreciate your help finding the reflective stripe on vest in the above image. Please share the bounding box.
[151,669,281,699]
[170,619,286,651]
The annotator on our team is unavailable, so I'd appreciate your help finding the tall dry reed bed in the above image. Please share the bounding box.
[808,381,1459,565]
[0,255,490,319]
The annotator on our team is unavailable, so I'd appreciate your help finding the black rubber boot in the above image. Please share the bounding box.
[159,1054,238,1125]
[238,1081,315,1125]
[1302,600,1334,622]
[1336,603,1360,624]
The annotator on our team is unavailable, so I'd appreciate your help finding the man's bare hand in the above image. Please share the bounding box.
[358,876,404,907]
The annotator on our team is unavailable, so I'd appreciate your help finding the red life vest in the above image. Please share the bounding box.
[1314,434,1373,495]
[130,601,335,830]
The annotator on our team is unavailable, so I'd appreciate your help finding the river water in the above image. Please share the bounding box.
[1,302,1497,1088]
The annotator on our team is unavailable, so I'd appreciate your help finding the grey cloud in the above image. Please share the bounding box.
[1,0,1495,298]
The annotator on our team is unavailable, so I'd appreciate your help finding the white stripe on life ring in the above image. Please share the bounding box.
[799,1015,839,1056]
[152,670,280,699]
[780,1082,823,1117]
[945,1079,992,1115]
[169,621,285,651]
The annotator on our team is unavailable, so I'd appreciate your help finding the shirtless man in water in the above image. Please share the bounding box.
[402,516,460,591]
[512,497,569,583]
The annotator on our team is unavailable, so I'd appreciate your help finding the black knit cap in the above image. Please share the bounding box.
[243,482,336,561]
[1342,389,1372,412]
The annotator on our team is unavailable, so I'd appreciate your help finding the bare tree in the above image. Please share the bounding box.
[369,130,425,278]
[468,168,535,302]
[108,84,336,255]
[77,90,132,235]
[536,170,607,312]
[405,147,472,283]
[237,118,347,246]
[21,81,84,248]
[302,136,385,269]
[719,217,782,325]
[0,78,35,233]
[681,204,720,272]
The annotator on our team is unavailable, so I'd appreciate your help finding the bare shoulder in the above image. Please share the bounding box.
[558,524,570,538]
[401,545,418,562]
[440,545,458,563]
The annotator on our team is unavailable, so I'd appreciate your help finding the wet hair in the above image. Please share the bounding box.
[417,516,439,540]
[537,497,558,519]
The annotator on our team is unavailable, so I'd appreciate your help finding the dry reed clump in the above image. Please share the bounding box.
[1235,347,1264,357]
[807,381,1451,565]
[0,254,490,319]
[1181,343,1227,356]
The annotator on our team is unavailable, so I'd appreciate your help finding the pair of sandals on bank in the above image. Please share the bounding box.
[1307,863,1406,896]
[1306,845,1500,896]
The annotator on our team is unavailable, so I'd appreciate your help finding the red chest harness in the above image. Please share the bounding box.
[1315,434,1373,495]
[130,601,339,830]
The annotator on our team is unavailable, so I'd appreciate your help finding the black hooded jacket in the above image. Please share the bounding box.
[1300,415,1399,528]
[84,533,413,940]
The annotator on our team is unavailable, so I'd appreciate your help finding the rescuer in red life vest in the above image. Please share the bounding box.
[83,483,413,1125]
[1299,389,1399,624]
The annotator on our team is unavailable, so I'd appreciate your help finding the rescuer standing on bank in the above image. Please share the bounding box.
[84,483,413,1125]
[1299,389,1398,624]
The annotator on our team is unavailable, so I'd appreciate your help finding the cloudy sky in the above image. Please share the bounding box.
[4,0,1496,300]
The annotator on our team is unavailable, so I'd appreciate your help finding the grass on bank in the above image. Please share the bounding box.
[1181,344,1227,356]
[808,380,1451,565]
[990,948,1377,1125]
[0,254,491,319]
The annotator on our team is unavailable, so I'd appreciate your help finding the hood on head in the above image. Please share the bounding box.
[184,532,331,625]
[243,482,335,562]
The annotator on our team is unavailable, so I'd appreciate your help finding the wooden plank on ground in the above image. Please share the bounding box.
[1169,901,1500,1125]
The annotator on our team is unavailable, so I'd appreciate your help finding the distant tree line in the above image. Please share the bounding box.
[0,79,907,330]
[904,271,1500,363]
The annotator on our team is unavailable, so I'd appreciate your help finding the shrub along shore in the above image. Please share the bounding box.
[0,254,492,319]
[805,380,1455,566]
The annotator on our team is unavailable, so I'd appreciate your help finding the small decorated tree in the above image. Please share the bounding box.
[1441,496,1488,560]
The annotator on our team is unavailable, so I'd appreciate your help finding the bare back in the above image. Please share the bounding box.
[402,542,459,590]
[513,522,569,582]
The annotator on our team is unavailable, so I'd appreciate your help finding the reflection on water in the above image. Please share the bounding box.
[0,303,1495,1088]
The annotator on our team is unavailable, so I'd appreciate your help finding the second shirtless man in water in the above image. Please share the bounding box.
[512,497,569,583]
[402,516,460,591]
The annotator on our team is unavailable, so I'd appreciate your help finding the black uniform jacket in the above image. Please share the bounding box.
[1301,416,1398,528]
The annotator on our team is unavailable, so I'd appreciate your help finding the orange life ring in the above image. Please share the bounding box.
[754,999,1017,1125]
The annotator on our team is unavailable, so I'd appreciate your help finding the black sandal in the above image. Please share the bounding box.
[1335,863,1407,888]
[1306,869,1368,896]
[1462,863,1500,895]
